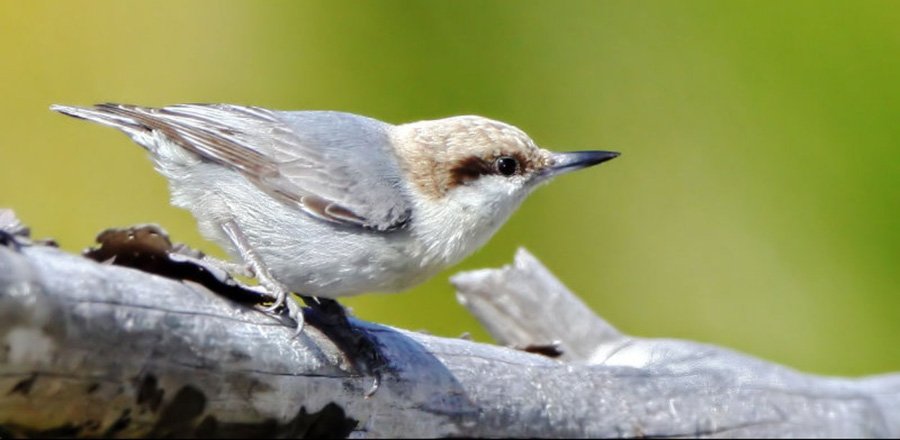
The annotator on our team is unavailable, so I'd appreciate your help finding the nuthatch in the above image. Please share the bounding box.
[51,103,619,330]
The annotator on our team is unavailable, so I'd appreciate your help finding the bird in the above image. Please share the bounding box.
[51,103,619,332]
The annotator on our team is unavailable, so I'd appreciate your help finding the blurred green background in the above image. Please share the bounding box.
[1,1,897,376]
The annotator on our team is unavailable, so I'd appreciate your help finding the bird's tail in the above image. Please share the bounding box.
[50,103,154,144]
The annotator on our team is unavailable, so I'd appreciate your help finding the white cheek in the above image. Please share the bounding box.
[409,176,529,266]
[462,176,522,210]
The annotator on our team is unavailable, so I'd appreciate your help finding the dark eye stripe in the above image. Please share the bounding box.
[449,156,493,187]
[448,152,531,188]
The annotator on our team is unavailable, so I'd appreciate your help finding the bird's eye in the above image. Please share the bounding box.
[494,156,519,176]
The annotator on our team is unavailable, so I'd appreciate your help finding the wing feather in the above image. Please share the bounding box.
[88,103,411,231]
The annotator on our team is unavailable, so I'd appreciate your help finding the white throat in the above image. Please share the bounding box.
[408,176,528,267]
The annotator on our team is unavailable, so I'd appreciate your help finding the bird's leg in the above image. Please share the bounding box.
[301,296,387,397]
[221,220,304,334]
[218,221,384,393]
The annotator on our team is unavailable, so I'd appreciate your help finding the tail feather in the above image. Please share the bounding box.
[50,103,151,139]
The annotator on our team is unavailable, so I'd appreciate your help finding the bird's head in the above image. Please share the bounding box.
[395,115,618,207]
[392,115,619,264]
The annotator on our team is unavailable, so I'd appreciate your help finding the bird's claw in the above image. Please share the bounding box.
[285,296,305,336]
[249,279,305,336]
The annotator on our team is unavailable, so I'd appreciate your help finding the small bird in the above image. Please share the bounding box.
[51,103,619,329]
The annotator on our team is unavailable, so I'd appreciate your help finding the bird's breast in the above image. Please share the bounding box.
[407,186,523,268]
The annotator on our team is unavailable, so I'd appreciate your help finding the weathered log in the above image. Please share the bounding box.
[0,211,897,437]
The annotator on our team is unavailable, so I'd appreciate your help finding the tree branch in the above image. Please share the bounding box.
[0,212,897,437]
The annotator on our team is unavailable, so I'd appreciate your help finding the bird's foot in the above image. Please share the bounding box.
[219,220,305,334]
[242,281,305,336]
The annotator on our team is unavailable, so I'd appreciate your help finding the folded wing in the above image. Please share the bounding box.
[54,103,412,231]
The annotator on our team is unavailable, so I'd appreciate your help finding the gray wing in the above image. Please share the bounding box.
[53,103,412,231]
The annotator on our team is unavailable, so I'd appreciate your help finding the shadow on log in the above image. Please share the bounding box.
[0,209,897,437]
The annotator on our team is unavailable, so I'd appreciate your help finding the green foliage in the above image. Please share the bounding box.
[1,0,897,375]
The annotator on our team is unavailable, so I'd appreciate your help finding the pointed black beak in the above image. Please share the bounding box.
[537,150,620,181]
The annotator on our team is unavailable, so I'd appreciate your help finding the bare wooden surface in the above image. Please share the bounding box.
[0,227,898,437]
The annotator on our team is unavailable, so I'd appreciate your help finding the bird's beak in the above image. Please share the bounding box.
[536,150,620,182]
